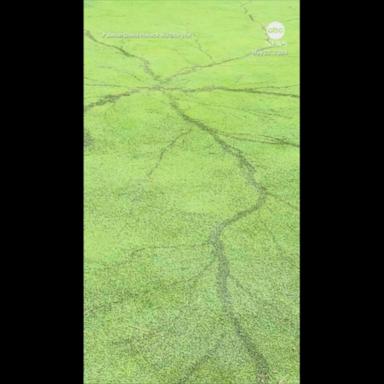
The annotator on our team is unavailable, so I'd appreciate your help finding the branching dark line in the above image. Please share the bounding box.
[147,128,192,177]
[193,37,215,62]
[85,82,128,88]
[215,132,299,148]
[85,30,136,58]
[86,252,214,319]
[230,273,255,299]
[176,337,224,384]
[85,82,299,113]
[85,12,298,381]
[177,94,293,121]
[115,242,210,265]
[258,135,299,148]
[160,52,252,84]
[167,98,264,193]
[211,204,270,384]
[84,89,141,112]
[85,30,159,80]
[267,192,299,211]
[259,218,298,269]
[171,86,299,98]
[167,98,270,383]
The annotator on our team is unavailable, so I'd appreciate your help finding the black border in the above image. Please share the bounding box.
[31,1,84,381]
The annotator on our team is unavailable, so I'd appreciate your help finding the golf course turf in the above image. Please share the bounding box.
[85,1,299,383]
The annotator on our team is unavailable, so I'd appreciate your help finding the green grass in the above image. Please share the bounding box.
[84,1,299,383]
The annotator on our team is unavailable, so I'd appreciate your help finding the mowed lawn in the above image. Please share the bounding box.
[84,1,299,383]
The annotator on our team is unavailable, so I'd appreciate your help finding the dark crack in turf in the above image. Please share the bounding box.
[167,98,270,382]
[85,1,299,383]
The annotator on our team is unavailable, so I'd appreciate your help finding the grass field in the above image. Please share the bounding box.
[84,1,299,383]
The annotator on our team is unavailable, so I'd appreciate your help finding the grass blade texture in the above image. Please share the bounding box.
[85,1,299,383]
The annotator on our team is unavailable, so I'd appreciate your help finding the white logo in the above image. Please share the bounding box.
[266,21,285,40]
